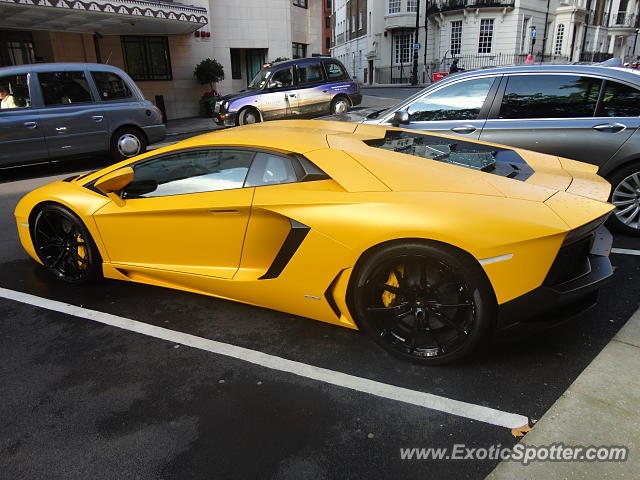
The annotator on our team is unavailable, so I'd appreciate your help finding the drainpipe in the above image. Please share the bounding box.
[411,0,420,85]
[540,0,551,62]
[93,32,103,63]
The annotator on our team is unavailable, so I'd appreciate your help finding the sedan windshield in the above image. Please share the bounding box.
[248,68,273,89]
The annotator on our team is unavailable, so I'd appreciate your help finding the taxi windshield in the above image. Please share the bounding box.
[248,68,273,89]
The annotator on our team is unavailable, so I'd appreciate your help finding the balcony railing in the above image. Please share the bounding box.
[427,0,515,15]
[611,12,638,27]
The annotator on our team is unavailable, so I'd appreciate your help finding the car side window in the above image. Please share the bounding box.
[0,74,30,109]
[270,68,294,88]
[245,152,298,187]
[91,71,132,100]
[296,62,325,86]
[406,77,495,122]
[324,61,348,81]
[599,81,640,117]
[123,149,254,198]
[38,71,93,106]
[499,74,601,119]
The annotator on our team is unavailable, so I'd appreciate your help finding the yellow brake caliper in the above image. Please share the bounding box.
[382,265,404,307]
[75,234,87,270]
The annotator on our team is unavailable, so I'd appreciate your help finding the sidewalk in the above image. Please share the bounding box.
[486,306,640,479]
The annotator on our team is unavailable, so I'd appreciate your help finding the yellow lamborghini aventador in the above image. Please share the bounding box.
[14,120,614,364]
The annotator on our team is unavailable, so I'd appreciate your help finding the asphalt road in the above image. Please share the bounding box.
[1,158,639,479]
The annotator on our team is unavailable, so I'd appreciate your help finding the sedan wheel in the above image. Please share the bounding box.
[32,205,102,283]
[110,128,147,162]
[240,109,260,125]
[352,243,495,364]
[607,163,640,236]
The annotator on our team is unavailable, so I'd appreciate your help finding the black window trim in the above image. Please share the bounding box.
[486,72,636,121]
[84,147,331,196]
[121,35,173,82]
[89,70,133,103]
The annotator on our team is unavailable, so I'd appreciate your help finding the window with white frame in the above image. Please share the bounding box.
[358,11,363,29]
[388,0,400,14]
[352,15,356,32]
[407,0,418,12]
[554,24,565,55]
[478,18,494,54]
[520,17,531,53]
[450,21,462,55]
[393,30,414,64]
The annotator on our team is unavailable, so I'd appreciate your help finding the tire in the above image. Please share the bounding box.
[350,241,496,365]
[606,162,640,236]
[330,96,350,115]
[32,204,103,284]
[110,127,147,162]
[238,108,261,126]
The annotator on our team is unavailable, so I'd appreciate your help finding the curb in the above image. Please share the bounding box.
[486,306,640,479]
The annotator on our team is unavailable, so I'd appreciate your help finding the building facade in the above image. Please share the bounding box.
[0,0,323,119]
[331,0,640,85]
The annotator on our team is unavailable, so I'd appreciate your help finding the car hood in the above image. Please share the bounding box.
[217,89,261,103]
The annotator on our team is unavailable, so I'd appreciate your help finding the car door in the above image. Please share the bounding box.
[260,67,298,120]
[479,73,637,166]
[294,61,330,116]
[36,69,109,158]
[92,148,255,279]
[378,76,499,140]
[0,71,48,166]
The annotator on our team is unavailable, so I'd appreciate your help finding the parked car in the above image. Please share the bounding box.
[213,57,361,127]
[338,64,640,235]
[0,63,165,168]
[15,120,613,364]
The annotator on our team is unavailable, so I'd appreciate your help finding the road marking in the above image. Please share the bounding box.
[611,248,640,256]
[0,286,529,430]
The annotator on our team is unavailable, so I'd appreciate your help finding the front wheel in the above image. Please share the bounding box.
[238,108,261,125]
[351,242,496,364]
[607,162,640,236]
[32,204,103,284]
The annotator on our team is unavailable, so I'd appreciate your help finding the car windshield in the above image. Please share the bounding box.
[248,68,273,89]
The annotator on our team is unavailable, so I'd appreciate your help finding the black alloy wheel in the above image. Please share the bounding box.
[32,204,102,284]
[352,242,495,364]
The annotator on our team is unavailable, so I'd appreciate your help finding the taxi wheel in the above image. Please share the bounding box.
[110,127,147,162]
[607,162,640,236]
[238,108,261,125]
[32,204,103,284]
[331,96,350,115]
[351,241,496,365]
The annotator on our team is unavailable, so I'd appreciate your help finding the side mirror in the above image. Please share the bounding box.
[94,167,134,207]
[391,110,410,127]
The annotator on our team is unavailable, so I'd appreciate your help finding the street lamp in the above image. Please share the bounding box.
[410,0,421,85]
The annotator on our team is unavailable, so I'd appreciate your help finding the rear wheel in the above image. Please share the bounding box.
[330,96,350,115]
[32,204,102,284]
[607,162,640,236]
[110,127,146,162]
[351,242,496,364]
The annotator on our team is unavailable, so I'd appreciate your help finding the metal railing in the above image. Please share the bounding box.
[427,0,515,15]
[611,12,638,27]
[579,52,614,63]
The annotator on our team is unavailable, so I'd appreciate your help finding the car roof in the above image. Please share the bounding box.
[0,62,128,75]
[440,63,640,84]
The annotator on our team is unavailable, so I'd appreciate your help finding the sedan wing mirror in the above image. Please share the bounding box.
[94,167,134,207]
[391,110,410,127]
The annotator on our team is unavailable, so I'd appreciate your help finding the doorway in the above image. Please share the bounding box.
[246,49,265,86]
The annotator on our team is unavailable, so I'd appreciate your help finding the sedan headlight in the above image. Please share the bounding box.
[562,214,610,246]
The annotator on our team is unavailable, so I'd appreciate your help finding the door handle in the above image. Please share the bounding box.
[322,89,329,93]
[24,121,38,129]
[92,115,103,122]
[592,123,626,132]
[450,125,477,134]
[55,126,67,132]
[288,93,296,98]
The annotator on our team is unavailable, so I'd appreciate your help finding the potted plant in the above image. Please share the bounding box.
[194,58,225,117]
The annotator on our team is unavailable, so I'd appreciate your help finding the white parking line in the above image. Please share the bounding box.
[611,248,640,256]
[0,286,530,430]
